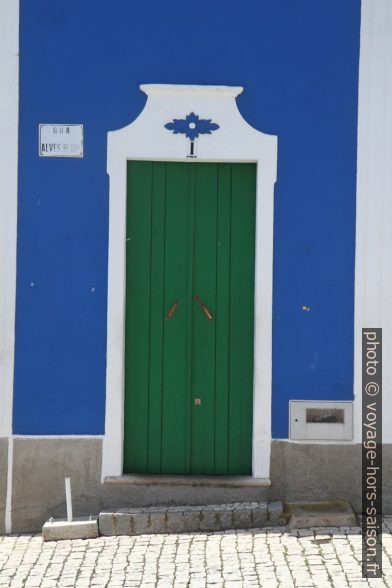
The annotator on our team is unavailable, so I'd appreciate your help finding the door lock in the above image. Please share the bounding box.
[194,398,202,405]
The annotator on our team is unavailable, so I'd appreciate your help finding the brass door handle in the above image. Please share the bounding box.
[194,295,214,321]
[166,301,179,320]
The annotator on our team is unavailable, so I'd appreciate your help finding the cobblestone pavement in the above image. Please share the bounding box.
[0,517,391,587]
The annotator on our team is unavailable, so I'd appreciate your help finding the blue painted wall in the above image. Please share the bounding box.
[13,0,361,436]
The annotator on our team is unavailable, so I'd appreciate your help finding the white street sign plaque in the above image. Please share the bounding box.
[39,124,83,158]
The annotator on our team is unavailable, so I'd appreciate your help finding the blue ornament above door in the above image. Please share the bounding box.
[164,112,220,141]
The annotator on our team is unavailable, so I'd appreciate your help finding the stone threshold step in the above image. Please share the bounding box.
[103,474,271,488]
[99,501,283,536]
[285,500,358,529]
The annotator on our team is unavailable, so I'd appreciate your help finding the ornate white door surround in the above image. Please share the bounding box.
[102,84,277,481]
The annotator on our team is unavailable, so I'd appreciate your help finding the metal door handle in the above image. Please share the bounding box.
[194,295,214,321]
[166,301,179,320]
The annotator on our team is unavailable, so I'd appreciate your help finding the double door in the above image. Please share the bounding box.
[123,161,256,475]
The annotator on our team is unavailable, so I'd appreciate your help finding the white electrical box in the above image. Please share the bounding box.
[289,400,353,441]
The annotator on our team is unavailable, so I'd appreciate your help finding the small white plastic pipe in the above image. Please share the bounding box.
[65,477,73,522]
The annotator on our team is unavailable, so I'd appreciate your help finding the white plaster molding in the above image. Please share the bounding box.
[140,84,243,97]
[353,1,392,443]
[103,84,277,480]
[0,0,19,438]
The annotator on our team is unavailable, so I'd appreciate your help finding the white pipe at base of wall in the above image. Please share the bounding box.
[65,478,73,522]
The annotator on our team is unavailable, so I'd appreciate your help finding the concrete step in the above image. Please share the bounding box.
[101,475,271,509]
[42,517,99,541]
[284,500,358,529]
[99,501,283,536]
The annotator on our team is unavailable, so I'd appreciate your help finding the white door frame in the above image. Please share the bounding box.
[102,84,277,481]
[353,0,392,444]
[0,0,19,438]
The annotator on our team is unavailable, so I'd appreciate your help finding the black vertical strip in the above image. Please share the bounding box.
[362,328,383,578]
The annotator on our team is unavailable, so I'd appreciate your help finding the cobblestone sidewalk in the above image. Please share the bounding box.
[0,517,391,587]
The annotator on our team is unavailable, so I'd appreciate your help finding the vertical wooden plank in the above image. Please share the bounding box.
[161,162,190,473]
[228,163,256,474]
[191,163,218,474]
[184,164,195,473]
[123,161,152,473]
[214,164,231,474]
[147,162,166,472]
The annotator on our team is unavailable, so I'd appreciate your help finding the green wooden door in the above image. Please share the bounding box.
[123,161,256,475]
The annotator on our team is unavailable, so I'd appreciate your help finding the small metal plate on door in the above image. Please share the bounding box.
[194,398,202,405]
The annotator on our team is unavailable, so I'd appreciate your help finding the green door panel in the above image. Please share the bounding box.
[160,162,190,474]
[191,163,218,474]
[214,164,232,474]
[123,161,256,475]
[228,164,256,474]
[147,162,166,472]
[123,161,153,473]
